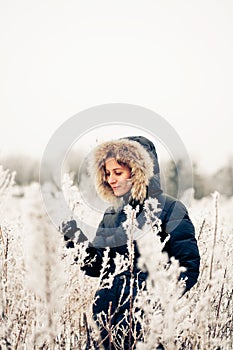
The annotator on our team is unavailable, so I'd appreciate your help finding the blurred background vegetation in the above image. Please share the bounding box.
[1,152,232,199]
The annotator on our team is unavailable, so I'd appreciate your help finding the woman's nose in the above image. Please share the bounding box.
[109,174,116,184]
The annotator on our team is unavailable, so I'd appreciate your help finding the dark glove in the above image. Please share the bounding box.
[60,220,88,248]
[61,220,78,241]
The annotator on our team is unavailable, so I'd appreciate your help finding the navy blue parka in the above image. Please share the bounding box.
[71,136,201,349]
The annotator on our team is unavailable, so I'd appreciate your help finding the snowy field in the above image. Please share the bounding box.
[0,166,232,349]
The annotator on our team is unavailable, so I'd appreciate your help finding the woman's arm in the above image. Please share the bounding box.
[61,218,105,277]
[162,199,200,293]
[80,245,105,277]
[80,217,107,278]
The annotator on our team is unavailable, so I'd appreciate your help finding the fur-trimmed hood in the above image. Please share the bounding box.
[92,136,162,205]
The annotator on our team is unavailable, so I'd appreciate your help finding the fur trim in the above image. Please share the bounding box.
[91,138,154,204]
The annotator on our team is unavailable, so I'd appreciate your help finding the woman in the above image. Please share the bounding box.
[62,136,200,349]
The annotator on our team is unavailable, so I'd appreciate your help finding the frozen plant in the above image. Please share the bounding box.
[0,178,232,349]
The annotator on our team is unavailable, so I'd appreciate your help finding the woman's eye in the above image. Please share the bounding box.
[115,172,122,176]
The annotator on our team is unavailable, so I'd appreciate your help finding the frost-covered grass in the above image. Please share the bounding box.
[0,168,232,349]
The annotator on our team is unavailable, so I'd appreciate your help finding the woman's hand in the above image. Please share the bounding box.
[60,220,88,248]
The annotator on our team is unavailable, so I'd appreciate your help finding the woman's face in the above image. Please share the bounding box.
[105,158,132,197]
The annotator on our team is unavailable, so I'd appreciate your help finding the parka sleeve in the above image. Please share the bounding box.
[80,219,105,278]
[80,207,128,277]
[162,200,200,292]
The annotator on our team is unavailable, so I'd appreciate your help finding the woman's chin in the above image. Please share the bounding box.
[113,191,121,197]
[113,189,125,197]
[114,189,131,198]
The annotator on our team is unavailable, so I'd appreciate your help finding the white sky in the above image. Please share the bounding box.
[1,0,233,175]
